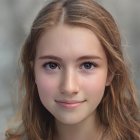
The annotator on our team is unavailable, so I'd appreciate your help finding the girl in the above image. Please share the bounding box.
[5,0,140,139]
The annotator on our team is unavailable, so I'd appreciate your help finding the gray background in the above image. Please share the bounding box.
[0,0,140,133]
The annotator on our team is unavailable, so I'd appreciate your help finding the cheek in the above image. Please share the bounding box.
[81,72,107,100]
[35,75,58,100]
[82,79,105,109]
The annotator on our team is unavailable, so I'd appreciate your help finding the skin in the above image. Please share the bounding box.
[34,24,110,140]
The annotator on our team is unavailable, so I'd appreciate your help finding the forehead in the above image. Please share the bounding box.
[36,24,106,61]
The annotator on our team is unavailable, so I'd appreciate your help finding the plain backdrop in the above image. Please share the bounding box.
[0,0,140,133]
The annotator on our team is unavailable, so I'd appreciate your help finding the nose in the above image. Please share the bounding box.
[60,69,79,95]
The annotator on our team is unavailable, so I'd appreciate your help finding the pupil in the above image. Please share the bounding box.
[84,63,91,69]
[50,63,57,69]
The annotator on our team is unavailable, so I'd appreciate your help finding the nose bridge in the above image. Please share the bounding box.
[60,68,79,94]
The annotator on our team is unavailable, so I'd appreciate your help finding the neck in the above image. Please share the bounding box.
[53,113,103,140]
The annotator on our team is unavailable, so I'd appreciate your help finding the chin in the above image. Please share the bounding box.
[54,114,88,125]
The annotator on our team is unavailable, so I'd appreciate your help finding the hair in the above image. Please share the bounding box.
[5,0,140,140]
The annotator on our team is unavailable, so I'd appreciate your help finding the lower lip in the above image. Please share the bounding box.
[56,101,85,109]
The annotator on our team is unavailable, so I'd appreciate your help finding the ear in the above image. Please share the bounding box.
[105,72,114,86]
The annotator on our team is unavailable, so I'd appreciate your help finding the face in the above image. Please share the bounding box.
[34,24,109,125]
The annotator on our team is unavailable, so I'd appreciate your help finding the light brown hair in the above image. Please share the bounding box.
[6,0,140,139]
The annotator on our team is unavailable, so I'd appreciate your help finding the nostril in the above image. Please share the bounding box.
[60,81,79,95]
[60,88,79,95]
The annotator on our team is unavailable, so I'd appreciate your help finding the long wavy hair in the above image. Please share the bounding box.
[6,0,140,139]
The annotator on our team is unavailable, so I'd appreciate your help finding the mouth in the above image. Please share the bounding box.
[55,100,86,109]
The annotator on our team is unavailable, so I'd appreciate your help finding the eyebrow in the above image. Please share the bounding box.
[77,55,102,61]
[39,55,63,62]
[38,55,102,61]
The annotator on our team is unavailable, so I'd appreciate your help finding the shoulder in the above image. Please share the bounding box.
[4,135,26,140]
[5,133,27,140]
[0,133,5,140]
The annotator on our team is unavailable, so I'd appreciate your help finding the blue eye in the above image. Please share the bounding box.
[43,62,60,70]
[80,62,96,70]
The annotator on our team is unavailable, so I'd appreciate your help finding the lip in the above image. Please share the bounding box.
[55,100,86,109]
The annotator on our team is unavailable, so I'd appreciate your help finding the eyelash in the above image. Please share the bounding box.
[42,62,60,71]
[42,61,97,71]
[80,61,97,70]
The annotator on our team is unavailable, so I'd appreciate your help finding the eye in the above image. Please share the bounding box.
[80,62,97,70]
[43,62,60,70]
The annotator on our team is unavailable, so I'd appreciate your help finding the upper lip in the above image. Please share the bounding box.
[55,100,86,104]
